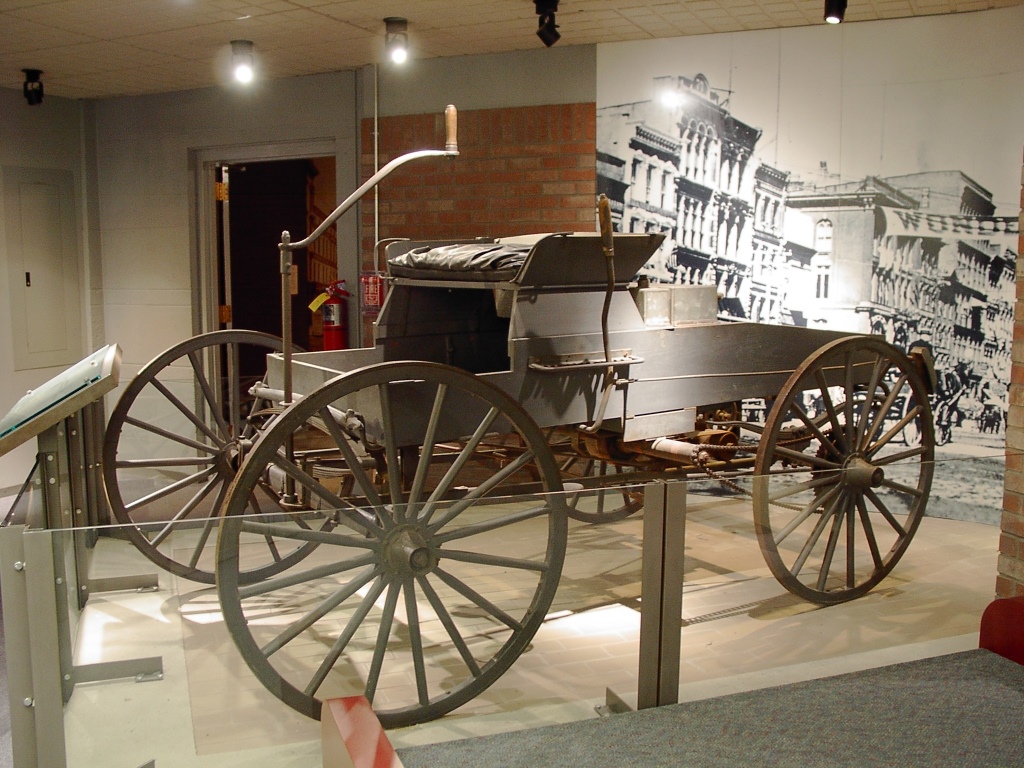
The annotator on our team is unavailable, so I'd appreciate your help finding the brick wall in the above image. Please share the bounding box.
[998,150,1024,598]
[357,103,597,343]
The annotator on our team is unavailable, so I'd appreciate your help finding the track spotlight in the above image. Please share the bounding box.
[231,39,254,83]
[824,0,847,23]
[22,69,43,106]
[384,17,408,64]
[535,0,560,47]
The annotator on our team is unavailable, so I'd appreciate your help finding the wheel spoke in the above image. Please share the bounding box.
[432,566,524,631]
[416,574,482,677]
[425,448,538,530]
[261,565,381,658]
[305,575,390,698]
[270,452,381,537]
[789,401,844,461]
[376,383,405,515]
[816,495,847,591]
[148,473,222,546]
[407,383,448,518]
[361,578,402,704]
[116,456,217,469]
[124,416,220,455]
[318,407,385,510]
[813,370,847,453]
[227,341,243,438]
[863,487,909,537]
[238,520,373,548]
[186,481,227,569]
[434,503,551,544]
[150,377,225,446]
[855,494,884,569]
[775,482,844,545]
[239,551,379,600]
[845,495,856,588]
[440,547,549,573]
[249,481,314,532]
[767,473,840,503]
[860,373,906,451]
[880,477,925,498]
[873,446,928,467]
[188,349,231,439]
[402,578,430,706]
[419,406,503,520]
[771,445,840,471]
[124,465,219,513]
[867,405,925,457]
[790,490,843,578]
[854,354,890,449]
[842,351,855,450]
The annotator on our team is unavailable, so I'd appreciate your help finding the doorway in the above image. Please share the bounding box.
[214,155,338,383]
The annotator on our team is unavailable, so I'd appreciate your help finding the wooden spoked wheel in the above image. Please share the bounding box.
[216,362,567,727]
[102,330,316,584]
[753,336,934,605]
[560,456,643,523]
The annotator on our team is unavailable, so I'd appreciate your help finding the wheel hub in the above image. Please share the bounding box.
[842,455,884,489]
[218,438,252,474]
[382,524,437,576]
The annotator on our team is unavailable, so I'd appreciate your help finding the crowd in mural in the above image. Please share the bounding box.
[597,73,1017,443]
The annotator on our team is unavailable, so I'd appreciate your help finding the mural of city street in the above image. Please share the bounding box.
[597,6,1024,522]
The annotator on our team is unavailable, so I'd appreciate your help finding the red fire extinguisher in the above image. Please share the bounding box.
[309,280,349,350]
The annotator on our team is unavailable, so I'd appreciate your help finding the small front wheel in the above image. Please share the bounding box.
[753,336,934,605]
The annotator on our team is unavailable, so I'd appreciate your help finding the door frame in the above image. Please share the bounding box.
[188,139,336,339]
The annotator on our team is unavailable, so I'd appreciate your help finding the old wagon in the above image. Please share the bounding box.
[102,107,936,727]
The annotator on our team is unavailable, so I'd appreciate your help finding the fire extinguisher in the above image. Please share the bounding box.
[309,279,349,350]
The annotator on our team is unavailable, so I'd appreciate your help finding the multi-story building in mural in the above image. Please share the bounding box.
[596,73,813,325]
[597,74,1017,436]
[787,171,1015,433]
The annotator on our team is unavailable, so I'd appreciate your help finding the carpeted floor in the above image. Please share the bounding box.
[398,650,1024,768]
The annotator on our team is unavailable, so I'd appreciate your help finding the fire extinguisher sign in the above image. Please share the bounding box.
[360,272,386,316]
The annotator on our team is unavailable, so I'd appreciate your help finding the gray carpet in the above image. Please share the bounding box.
[398,650,1024,768]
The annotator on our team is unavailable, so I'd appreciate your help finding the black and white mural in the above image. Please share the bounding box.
[597,7,1024,521]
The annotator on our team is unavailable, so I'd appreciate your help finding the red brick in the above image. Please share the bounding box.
[996,575,1021,598]
[1005,489,1024,515]
[1000,532,1021,558]
[998,552,1024,582]
[1002,509,1024,537]
[1008,451,1024,473]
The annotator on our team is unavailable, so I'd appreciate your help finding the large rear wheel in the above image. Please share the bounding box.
[216,362,567,727]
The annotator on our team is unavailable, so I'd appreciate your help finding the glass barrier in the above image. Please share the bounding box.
[0,448,1009,768]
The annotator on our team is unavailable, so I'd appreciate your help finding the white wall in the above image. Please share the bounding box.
[363,44,597,117]
[92,71,360,386]
[0,88,90,489]
[0,44,597,492]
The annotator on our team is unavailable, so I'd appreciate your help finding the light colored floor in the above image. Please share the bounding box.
[51,489,1000,768]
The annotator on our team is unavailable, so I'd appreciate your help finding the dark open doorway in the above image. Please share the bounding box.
[215,156,337,383]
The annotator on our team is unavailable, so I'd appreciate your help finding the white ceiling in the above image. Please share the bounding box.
[2,0,1018,100]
